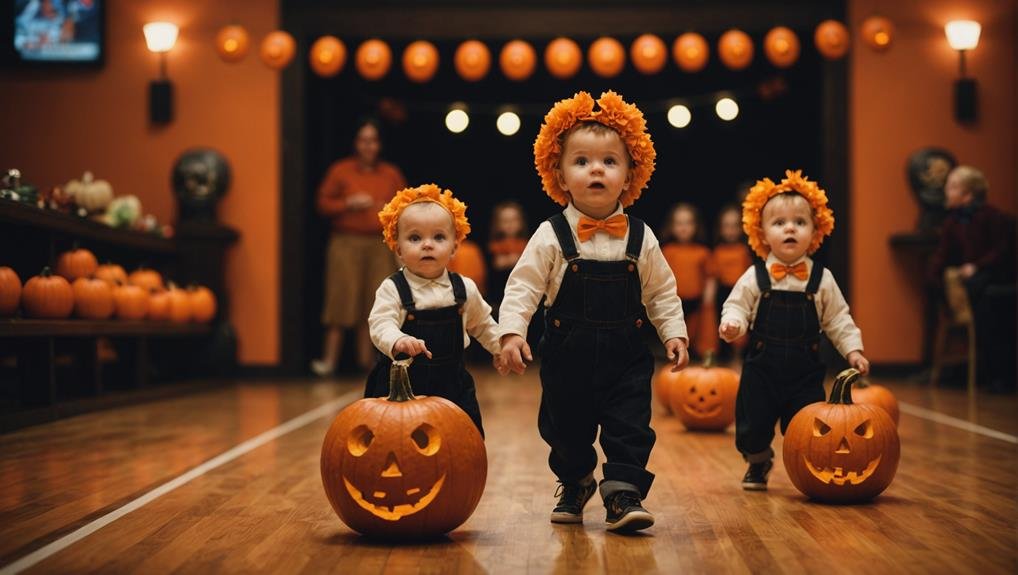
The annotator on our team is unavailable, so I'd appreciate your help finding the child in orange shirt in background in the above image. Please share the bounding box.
[487,201,530,315]
[661,203,716,359]
[711,204,753,362]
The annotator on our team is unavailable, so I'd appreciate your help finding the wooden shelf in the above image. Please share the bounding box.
[0,319,211,338]
[0,197,175,254]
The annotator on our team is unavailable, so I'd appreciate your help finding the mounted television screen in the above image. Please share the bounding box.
[13,0,103,64]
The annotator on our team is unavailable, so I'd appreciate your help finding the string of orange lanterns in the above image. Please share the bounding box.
[213,18,878,78]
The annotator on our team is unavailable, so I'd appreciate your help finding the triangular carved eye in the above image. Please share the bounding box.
[813,418,831,437]
[854,419,874,438]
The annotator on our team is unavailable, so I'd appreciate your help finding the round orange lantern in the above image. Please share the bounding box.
[630,34,666,75]
[718,29,754,70]
[668,354,740,431]
[861,16,894,52]
[814,20,850,60]
[850,379,900,425]
[356,39,392,80]
[321,359,487,538]
[588,36,625,78]
[402,40,439,83]
[310,36,346,78]
[783,369,899,502]
[454,40,491,82]
[499,40,536,81]
[544,37,582,79]
[260,30,296,70]
[764,26,800,68]
[215,25,249,63]
[673,32,709,72]
[0,266,22,317]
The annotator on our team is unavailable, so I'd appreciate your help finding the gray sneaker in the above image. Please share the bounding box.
[550,481,597,523]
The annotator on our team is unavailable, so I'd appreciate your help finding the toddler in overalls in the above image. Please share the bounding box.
[719,170,870,490]
[499,91,689,532]
[366,184,503,435]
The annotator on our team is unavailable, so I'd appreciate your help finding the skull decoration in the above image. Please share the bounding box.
[321,359,487,538]
[850,380,900,425]
[783,369,900,502]
[667,353,739,431]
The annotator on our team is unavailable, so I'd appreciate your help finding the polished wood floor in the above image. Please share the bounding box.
[0,368,1015,574]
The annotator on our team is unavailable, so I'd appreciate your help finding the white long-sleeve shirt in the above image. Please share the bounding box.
[720,253,864,358]
[497,203,688,344]
[368,268,501,359]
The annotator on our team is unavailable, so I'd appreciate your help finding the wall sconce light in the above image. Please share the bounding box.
[945,20,981,123]
[143,22,179,124]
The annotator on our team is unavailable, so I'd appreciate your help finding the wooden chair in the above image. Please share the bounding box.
[930,267,977,396]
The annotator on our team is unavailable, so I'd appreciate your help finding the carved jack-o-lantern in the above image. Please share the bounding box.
[321,359,487,538]
[668,354,739,431]
[783,369,900,502]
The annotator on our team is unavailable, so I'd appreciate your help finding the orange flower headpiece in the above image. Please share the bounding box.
[534,90,656,207]
[742,170,835,259]
[378,183,471,251]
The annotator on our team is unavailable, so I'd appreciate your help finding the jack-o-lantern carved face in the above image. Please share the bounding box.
[783,369,900,502]
[321,360,487,538]
[342,423,446,521]
[667,357,740,431]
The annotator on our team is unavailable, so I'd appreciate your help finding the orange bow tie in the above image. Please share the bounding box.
[770,261,809,281]
[577,214,628,242]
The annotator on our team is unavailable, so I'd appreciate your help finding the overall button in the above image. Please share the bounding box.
[553,319,561,327]
[627,264,635,272]
[755,341,764,350]
[635,318,643,327]
[407,313,416,321]
[571,264,579,272]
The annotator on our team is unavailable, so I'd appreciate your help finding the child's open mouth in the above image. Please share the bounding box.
[588,182,605,189]
[783,238,798,244]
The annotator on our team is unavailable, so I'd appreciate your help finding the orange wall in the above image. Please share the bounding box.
[0,0,280,365]
[850,0,1016,363]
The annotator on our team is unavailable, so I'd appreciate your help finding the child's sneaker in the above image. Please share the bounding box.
[550,480,597,523]
[604,491,654,532]
[741,459,773,490]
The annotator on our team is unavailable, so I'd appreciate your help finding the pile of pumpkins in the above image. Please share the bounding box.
[0,246,216,323]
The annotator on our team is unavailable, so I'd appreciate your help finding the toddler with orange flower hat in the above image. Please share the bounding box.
[719,170,869,491]
[498,91,688,533]
[367,184,503,436]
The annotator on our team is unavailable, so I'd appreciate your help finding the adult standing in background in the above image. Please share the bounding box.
[311,117,407,376]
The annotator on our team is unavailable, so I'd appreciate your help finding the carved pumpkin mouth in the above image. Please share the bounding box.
[682,403,721,417]
[803,455,882,485]
[343,474,446,521]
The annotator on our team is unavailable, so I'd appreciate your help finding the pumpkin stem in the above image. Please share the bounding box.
[829,368,860,405]
[703,350,715,369]
[40,266,53,277]
[386,357,417,402]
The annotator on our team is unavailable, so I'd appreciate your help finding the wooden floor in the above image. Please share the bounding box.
[0,367,1015,574]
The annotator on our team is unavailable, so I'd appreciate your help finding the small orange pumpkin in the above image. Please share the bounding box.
[544,37,582,79]
[188,285,217,323]
[55,246,98,281]
[764,26,800,68]
[814,20,850,60]
[166,284,192,323]
[402,40,439,83]
[147,288,171,321]
[22,267,74,319]
[673,32,709,72]
[94,262,128,286]
[668,353,739,431]
[128,267,164,292]
[630,34,667,75]
[850,380,900,425]
[587,36,625,78]
[652,362,680,414]
[112,281,149,320]
[783,369,900,502]
[499,40,536,81]
[718,29,754,70]
[321,358,487,538]
[309,35,347,78]
[356,39,392,80]
[0,266,22,317]
[454,40,491,82]
[72,276,114,319]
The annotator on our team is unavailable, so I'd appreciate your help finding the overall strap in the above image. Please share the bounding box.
[805,261,825,294]
[753,260,771,292]
[388,271,416,311]
[448,272,467,306]
[624,216,645,262]
[548,213,580,261]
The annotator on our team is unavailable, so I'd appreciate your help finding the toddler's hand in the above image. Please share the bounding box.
[500,334,532,375]
[392,336,432,359]
[847,350,870,376]
[665,338,689,372]
[493,354,510,376]
[719,321,741,342]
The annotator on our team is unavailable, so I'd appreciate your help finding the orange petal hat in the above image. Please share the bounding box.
[378,183,471,251]
[742,169,835,259]
[534,90,656,207]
